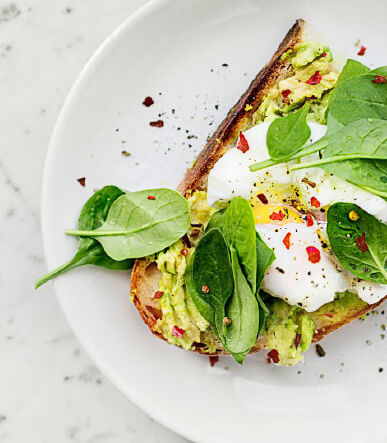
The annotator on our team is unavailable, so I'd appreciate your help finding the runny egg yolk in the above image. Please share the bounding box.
[250,193,305,225]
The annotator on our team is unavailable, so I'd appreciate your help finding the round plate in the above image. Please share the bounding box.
[42,1,387,441]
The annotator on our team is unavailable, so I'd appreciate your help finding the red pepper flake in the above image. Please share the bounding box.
[77,177,86,187]
[237,132,250,153]
[154,291,164,300]
[267,349,280,364]
[209,356,219,367]
[172,325,185,338]
[306,71,322,85]
[310,196,320,208]
[181,249,188,257]
[282,232,291,250]
[142,96,154,107]
[306,214,314,227]
[258,193,268,204]
[357,45,366,56]
[306,246,321,264]
[355,232,369,253]
[269,210,285,221]
[281,89,291,98]
[324,313,333,319]
[294,333,301,349]
[372,75,386,84]
[201,285,210,294]
[147,195,156,200]
[302,177,316,188]
[150,120,164,128]
[322,52,327,57]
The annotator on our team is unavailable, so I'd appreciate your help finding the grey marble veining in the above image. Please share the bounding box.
[0,1,188,441]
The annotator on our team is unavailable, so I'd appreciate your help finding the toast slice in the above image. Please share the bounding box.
[130,19,387,357]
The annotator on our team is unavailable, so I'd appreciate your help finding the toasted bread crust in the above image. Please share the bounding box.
[130,19,386,357]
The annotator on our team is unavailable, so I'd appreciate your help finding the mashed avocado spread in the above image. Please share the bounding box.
[254,41,338,124]
[152,42,355,365]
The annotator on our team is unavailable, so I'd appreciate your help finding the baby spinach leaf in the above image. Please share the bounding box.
[255,231,276,290]
[290,118,387,171]
[35,186,132,288]
[329,74,387,125]
[221,198,257,294]
[372,66,387,76]
[322,159,387,197]
[185,228,234,326]
[327,203,387,284]
[336,59,370,84]
[66,189,190,261]
[266,103,311,161]
[222,246,260,363]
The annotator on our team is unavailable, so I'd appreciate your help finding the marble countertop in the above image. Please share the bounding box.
[0,1,187,441]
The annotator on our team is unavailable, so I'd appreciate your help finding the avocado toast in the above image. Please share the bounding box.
[130,19,387,363]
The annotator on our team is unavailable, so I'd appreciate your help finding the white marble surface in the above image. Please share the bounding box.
[0,1,188,441]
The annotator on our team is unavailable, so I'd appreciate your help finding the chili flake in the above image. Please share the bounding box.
[237,132,250,153]
[310,196,320,208]
[372,75,386,84]
[269,210,285,221]
[77,177,86,187]
[202,285,210,294]
[306,246,321,264]
[357,45,366,56]
[306,214,314,227]
[154,291,164,300]
[181,249,188,257]
[322,52,327,57]
[267,349,280,364]
[147,195,156,200]
[150,120,164,127]
[355,232,368,253]
[209,356,219,367]
[258,193,268,204]
[172,325,185,338]
[283,232,291,250]
[281,89,291,98]
[306,71,322,85]
[142,96,154,107]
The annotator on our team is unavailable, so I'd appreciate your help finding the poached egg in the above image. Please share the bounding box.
[207,122,387,311]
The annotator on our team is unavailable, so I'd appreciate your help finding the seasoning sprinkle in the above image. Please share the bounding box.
[348,210,360,221]
[315,344,326,357]
[201,285,210,294]
[223,317,232,326]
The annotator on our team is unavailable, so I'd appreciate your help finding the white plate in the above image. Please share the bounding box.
[42,1,387,441]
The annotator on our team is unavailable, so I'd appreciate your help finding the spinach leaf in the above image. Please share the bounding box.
[35,186,132,288]
[327,203,387,283]
[266,103,311,161]
[222,246,260,363]
[255,231,275,290]
[185,228,234,326]
[221,198,257,293]
[290,118,387,171]
[336,59,370,84]
[329,74,387,125]
[66,189,190,261]
[323,159,387,198]
[372,66,387,76]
